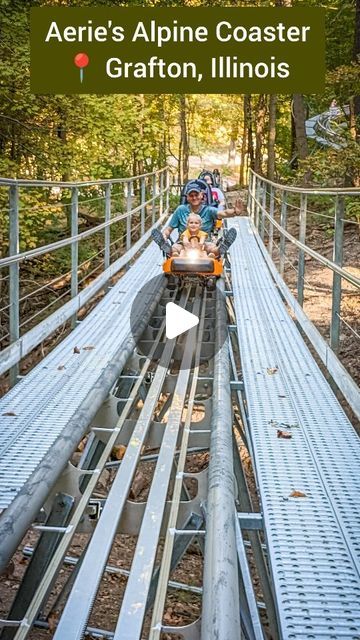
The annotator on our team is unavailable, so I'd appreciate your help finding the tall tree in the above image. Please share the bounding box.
[267,95,277,180]
[353,0,360,142]
[254,94,267,174]
[292,94,309,161]
[179,95,189,184]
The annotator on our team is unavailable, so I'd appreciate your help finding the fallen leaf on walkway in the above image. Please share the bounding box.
[112,444,126,460]
[289,490,307,498]
[73,346,80,354]
[267,367,278,375]
[2,411,16,416]
[277,430,292,439]
[130,471,147,499]
[48,611,59,632]
[269,419,279,427]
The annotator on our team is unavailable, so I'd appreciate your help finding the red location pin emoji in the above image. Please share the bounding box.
[74,53,89,83]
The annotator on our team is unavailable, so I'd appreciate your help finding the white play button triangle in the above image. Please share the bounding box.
[166,302,199,340]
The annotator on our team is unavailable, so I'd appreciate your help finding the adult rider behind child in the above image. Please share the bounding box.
[152,181,244,257]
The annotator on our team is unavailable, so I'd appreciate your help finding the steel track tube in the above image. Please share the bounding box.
[201,279,240,640]
[53,292,189,640]
[0,277,167,575]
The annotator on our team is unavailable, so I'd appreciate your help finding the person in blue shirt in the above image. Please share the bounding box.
[152,181,243,257]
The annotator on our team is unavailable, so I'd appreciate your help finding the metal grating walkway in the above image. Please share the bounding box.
[0,242,163,511]
[230,217,360,640]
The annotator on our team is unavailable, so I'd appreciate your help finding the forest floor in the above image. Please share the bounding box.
[0,180,359,639]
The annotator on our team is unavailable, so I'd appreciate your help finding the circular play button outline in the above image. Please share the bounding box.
[129,276,227,370]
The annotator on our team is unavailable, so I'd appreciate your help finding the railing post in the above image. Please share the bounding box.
[330,195,345,352]
[297,193,307,307]
[165,169,170,214]
[104,183,111,272]
[151,173,157,225]
[254,175,260,230]
[268,185,275,257]
[70,186,79,329]
[9,183,19,387]
[159,171,164,219]
[140,176,146,236]
[279,191,287,278]
[260,181,266,241]
[248,172,253,222]
[126,180,132,251]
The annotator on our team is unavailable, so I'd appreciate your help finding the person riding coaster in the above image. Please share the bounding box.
[198,171,226,211]
[151,180,243,259]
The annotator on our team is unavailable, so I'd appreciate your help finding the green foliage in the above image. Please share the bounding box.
[295,139,360,187]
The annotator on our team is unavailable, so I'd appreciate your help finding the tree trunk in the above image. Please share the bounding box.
[254,94,267,174]
[239,96,248,187]
[179,95,189,184]
[353,0,360,142]
[245,95,254,172]
[137,94,145,175]
[292,94,308,161]
[267,94,277,180]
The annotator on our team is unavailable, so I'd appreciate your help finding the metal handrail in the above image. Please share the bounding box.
[248,169,360,357]
[250,169,360,196]
[253,193,360,290]
[1,166,170,387]
[0,187,167,268]
[0,166,170,188]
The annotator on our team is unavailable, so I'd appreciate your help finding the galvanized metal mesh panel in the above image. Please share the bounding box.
[230,218,360,639]
[0,244,163,510]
